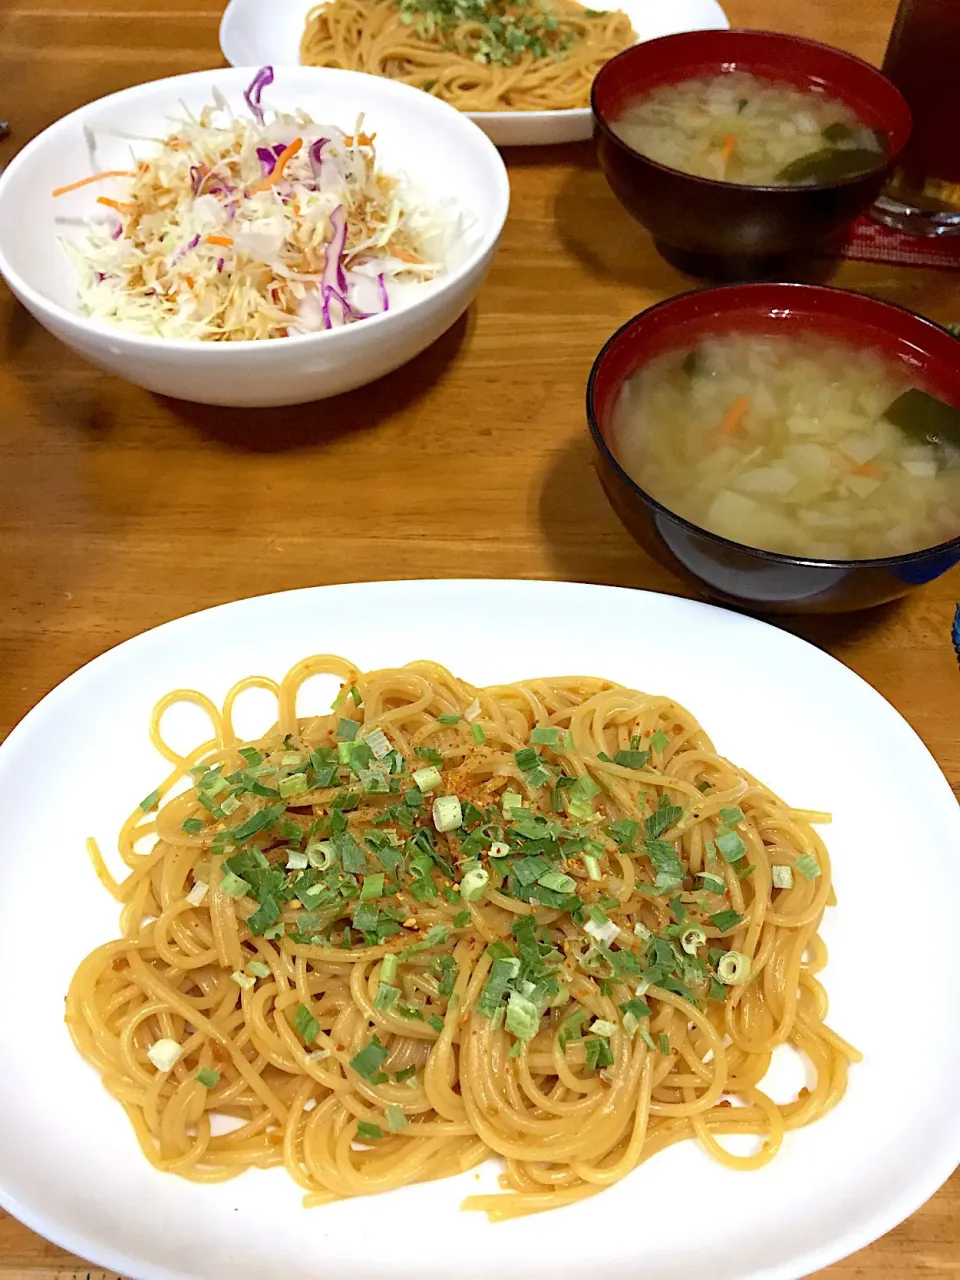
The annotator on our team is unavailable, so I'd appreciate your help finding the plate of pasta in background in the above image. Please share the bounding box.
[218,0,729,145]
[0,579,959,1280]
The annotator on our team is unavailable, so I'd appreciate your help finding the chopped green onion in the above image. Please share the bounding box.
[294,1004,319,1044]
[356,1121,383,1141]
[432,795,463,833]
[566,775,600,819]
[461,866,489,902]
[710,909,743,933]
[413,765,442,793]
[453,909,471,928]
[537,870,575,894]
[306,840,335,870]
[613,749,649,769]
[437,713,460,725]
[584,911,619,946]
[620,996,651,1020]
[505,991,539,1040]
[337,717,359,740]
[489,840,511,858]
[590,1018,617,1037]
[181,817,204,835]
[530,726,561,746]
[795,852,821,882]
[659,1033,670,1055]
[470,723,486,744]
[680,925,707,955]
[350,1036,389,1082]
[720,806,744,826]
[220,794,240,816]
[717,950,749,985]
[139,788,161,812]
[696,872,726,895]
[219,871,250,899]
[771,865,794,890]
[147,1038,182,1072]
[246,960,271,978]
[279,773,309,799]
[584,1036,614,1071]
[361,727,390,760]
[196,1067,219,1088]
[381,953,399,984]
[650,728,669,754]
[231,970,255,990]
[286,849,308,870]
[501,790,523,818]
[374,983,401,1013]
[385,1103,407,1132]
[582,853,601,880]
[360,873,385,902]
[715,829,747,863]
[185,881,208,907]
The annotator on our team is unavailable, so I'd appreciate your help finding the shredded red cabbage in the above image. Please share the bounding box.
[378,273,389,313]
[243,66,275,127]
[322,206,349,299]
[309,139,329,187]
[256,146,277,178]
[171,233,201,268]
[321,284,374,328]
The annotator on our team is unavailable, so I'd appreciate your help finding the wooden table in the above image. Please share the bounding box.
[1,0,957,1274]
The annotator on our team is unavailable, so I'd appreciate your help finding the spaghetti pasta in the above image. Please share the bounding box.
[66,655,858,1218]
[299,0,636,112]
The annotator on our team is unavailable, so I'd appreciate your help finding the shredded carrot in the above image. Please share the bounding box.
[205,234,234,248]
[52,170,136,198]
[96,196,135,214]
[712,394,751,442]
[837,450,885,480]
[391,247,423,264]
[344,132,376,147]
[183,274,195,289]
[246,137,303,194]
[720,133,737,169]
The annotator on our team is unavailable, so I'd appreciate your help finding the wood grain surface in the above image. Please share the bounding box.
[1,0,957,1274]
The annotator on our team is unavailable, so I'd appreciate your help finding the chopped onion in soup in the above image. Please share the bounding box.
[610,71,886,186]
[612,332,960,561]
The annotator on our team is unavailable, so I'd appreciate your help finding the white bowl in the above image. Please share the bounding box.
[219,0,729,147]
[0,67,509,407]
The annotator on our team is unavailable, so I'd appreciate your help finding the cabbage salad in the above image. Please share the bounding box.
[54,67,451,340]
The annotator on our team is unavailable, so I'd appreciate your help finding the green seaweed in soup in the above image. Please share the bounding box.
[610,70,887,186]
[612,332,960,560]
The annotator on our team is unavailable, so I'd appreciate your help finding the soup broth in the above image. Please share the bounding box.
[612,332,960,561]
[610,71,886,186]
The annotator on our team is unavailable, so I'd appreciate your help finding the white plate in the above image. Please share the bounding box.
[218,0,729,146]
[0,580,958,1280]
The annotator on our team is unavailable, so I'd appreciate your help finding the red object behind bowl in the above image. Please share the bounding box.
[590,282,960,439]
[593,29,912,157]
